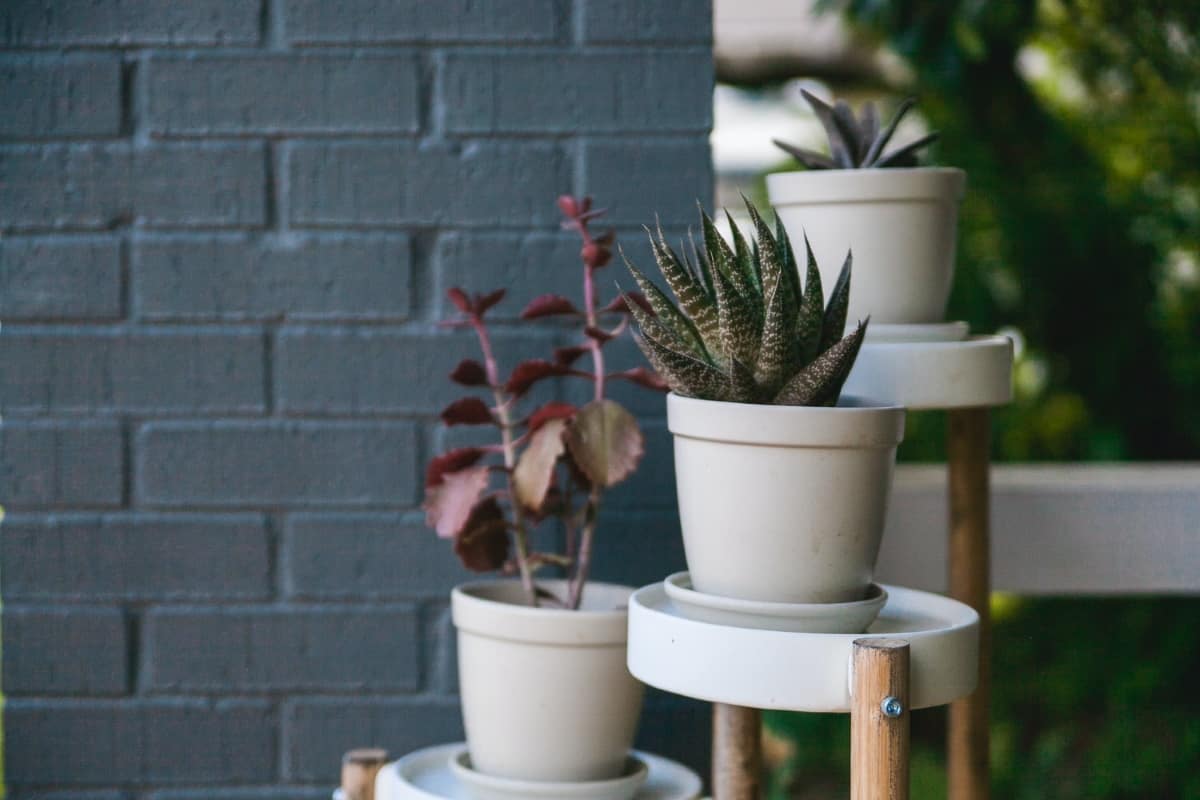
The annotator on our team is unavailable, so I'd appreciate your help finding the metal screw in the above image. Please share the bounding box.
[881,696,903,718]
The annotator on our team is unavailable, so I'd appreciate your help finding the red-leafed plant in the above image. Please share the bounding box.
[423,196,667,609]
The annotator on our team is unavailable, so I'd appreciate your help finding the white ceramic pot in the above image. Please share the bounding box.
[766,167,966,324]
[667,393,905,604]
[452,580,645,783]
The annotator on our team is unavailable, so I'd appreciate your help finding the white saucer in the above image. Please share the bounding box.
[375,743,702,800]
[861,321,969,343]
[449,750,647,800]
[663,572,887,633]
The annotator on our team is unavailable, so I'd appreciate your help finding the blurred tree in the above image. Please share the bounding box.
[831,0,1200,461]
[763,2,1200,798]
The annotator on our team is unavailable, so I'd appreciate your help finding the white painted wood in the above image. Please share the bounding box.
[877,464,1200,594]
[627,583,979,712]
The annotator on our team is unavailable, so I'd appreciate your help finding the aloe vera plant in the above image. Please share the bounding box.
[773,89,939,170]
[623,199,867,406]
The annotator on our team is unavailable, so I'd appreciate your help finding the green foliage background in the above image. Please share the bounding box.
[763,1,1200,797]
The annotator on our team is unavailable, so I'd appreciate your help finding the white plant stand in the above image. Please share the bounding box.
[647,330,1014,799]
[373,743,703,800]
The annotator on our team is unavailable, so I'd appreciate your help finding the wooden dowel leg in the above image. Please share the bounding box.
[947,408,991,800]
[851,639,910,800]
[712,703,761,800]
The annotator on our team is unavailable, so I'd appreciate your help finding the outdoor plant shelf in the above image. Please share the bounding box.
[669,336,1013,799]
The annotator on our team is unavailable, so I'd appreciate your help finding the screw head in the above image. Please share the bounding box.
[881,696,903,718]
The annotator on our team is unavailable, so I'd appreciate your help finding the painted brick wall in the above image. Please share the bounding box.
[0,0,713,794]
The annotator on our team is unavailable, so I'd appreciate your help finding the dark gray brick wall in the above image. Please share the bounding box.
[1,0,712,793]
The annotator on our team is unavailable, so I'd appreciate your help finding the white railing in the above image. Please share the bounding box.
[876,464,1200,595]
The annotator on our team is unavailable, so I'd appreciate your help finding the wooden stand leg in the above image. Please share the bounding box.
[341,748,389,800]
[713,703,761,800]
[947,408,991,800]
[851,639,910,800]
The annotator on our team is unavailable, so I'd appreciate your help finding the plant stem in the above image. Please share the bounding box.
[472,317,538,607]
[567,488,600,610]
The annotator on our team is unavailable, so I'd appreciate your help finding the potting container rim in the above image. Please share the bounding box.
[666,392,906,448]
[767,165,966,204]
[451,579,633,646]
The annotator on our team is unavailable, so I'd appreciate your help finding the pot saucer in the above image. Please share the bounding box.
[373,743,702,800]
[663,572,887,633]
[861,321,969,343]
[450,750,647,800]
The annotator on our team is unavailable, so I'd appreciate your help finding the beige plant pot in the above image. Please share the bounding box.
[767,167,967,324]
[452,580,645,783]
[668,393,905,604]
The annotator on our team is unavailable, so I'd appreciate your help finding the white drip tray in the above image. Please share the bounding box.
[845,334,1013,410]
[375,743,703,800]
[627,581,979,713]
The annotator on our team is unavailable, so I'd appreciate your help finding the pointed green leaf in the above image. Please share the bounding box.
[619,287,695,356]
[701,206,754,301]
[859,101,879,145]
[820,250,852,353]
[726,210,762,294]
[753,264,795,393]
[794,235,825,361]
[863,96,916,166]
[711,254,760,367]
[743,199,791,315]
[832,99,865,165]
[774,213,802,309]
[728,357,760,404]
[875,131,940,168]
[634,332,731,401]
[683,229,713,298]
[622,254,706,357]
[771,139,836,170]
[650,225,720,354]
[802,89,854,168]
[773,320,867,406]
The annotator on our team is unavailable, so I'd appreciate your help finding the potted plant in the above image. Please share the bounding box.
[621,200,905,605]
[423,197,666,787]
[766,90,965,326]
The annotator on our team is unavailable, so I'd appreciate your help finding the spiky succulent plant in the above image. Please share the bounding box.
[773,90,939,170]
[622,200,867,406]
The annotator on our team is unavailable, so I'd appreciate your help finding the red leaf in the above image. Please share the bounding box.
[581,241,612,268]
[553,345,590,366]
[557,195,580,218]
[601,291,652,315]
[447,288,472,313]
[564,399,645,488]
[585,325,615,343]
[595,230,615,247]
[579,196,593,215]
[454,497,510,572]
[424,464,491,539]
[505,359,567,397]
[610,367,670,392]
[520,294,580,319]
[440,397,495,426]
[476,289,506,315]
[449,359,489,387]
[425,447,485,487]
[527,401,577,432]
[513,418,567,512]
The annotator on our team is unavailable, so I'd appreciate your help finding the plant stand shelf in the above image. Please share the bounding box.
[628,582,979,713]
[844,334,1013,411]
[674,332,1013,798]
[372,743,704,800]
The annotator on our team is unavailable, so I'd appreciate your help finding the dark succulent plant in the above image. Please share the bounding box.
[773,89,939,170]
[622,200,867,406]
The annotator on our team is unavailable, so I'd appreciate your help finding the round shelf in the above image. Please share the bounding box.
[375,743,702,800]
[627,581,979,713]
[843,334,1013,410]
